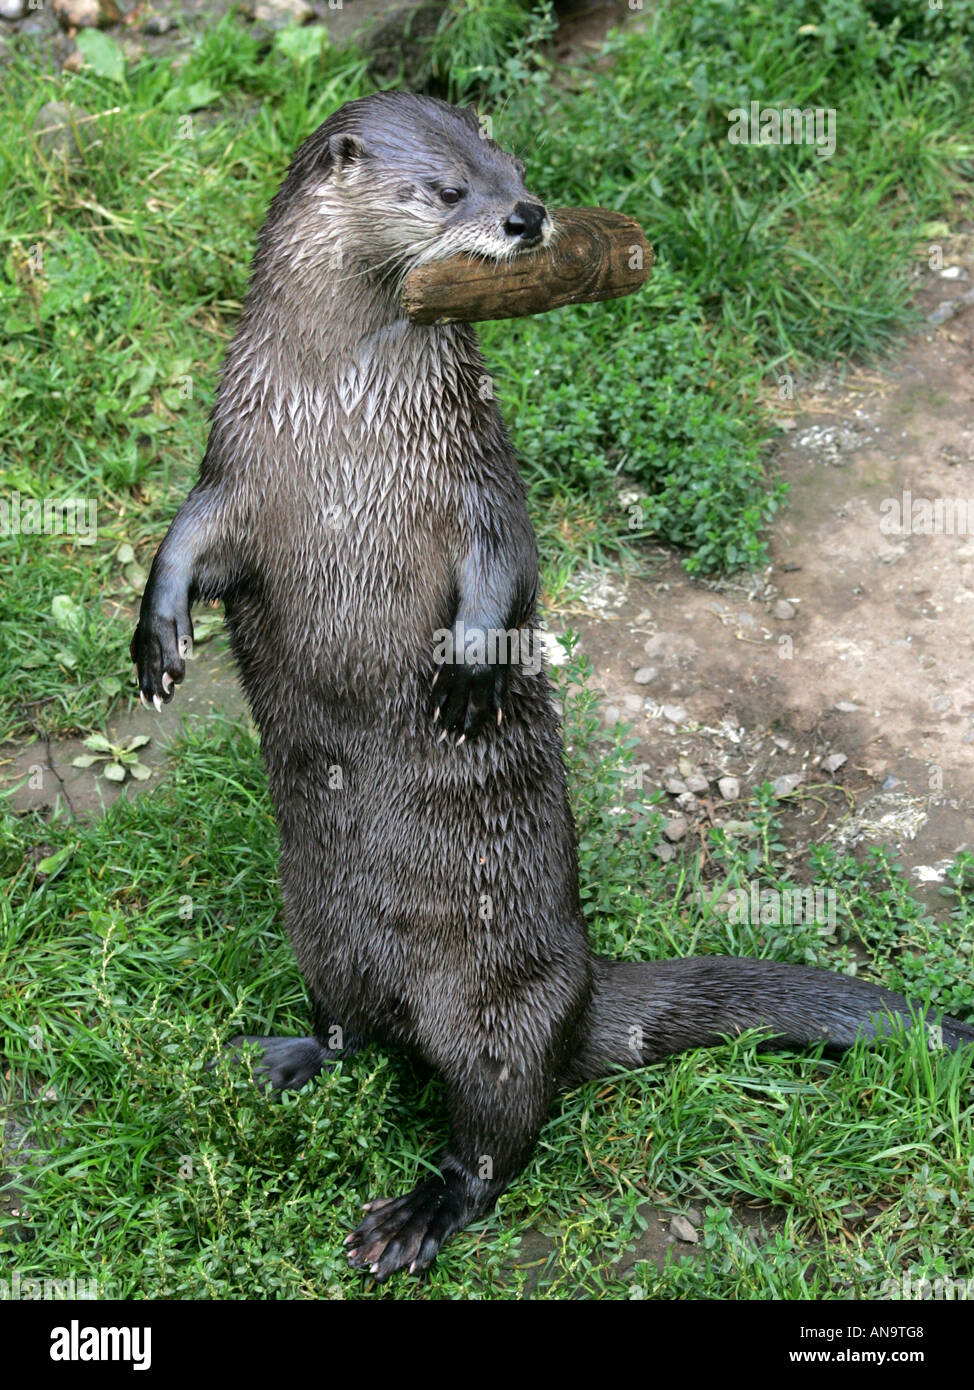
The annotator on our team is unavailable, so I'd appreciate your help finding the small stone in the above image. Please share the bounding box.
[33,101,89,161]
[0,0,26,20]
[685,774,709,794]
[253,0,313,26]
[773,599,796,621]
[881,775,901,791]
[663,816,688,843]
[717,776,740,801]
[623,693,644,713]
[634,666,658,685]
[669,1215,698,1243]
[821,753,847,774]
[663,777,688,796]
[834,701,859,713]
[686,1207,703,1225]
[772,773,804,798]
[603,706,621,728]
[660,704,688,725]
[676,792,698,813]
[53,0,122,28]
[653,842,675,863]
[143,11,173,33]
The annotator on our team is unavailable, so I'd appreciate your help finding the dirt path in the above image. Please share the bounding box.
[556,270,974,908]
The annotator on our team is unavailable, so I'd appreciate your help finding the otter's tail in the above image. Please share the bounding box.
[563,957,974,1085]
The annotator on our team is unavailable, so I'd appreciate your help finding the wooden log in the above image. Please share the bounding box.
[401,207,653,325]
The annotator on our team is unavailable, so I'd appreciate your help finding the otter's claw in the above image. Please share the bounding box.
[345,1175,466,1281]
[130,602,194,712]
[430,661,508,743]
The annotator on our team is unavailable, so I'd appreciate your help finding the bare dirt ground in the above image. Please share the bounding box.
[554,263,974,912]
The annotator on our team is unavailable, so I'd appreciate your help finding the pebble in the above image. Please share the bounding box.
[33,101,89,161]
[669,1215,699,1244]
[53,0,121,28]
[717,776,740,801]
[253,0,314,26]
[634,666,658,685]
[622,693,643,713]
[772,772,804,798]
[660,704,688,725]
[834,701,859,713]
[663,816,688,843]
[0,0,26,20]
[685,774,709,794]
[821,753,847,774]
[663,777,688,796]
[773,599,796,620]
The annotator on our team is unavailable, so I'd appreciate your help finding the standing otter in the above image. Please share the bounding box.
[131,91,973,1281]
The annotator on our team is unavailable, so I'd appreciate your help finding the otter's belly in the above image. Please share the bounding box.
[261,683,583,1054]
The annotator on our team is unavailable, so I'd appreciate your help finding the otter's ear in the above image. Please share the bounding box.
[328,132,369,170]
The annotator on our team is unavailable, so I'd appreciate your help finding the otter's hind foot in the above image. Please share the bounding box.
[345,1169,487,1280]
[221,1035,332,1094]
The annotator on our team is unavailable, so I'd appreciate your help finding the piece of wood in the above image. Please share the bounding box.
[401,207,652,325]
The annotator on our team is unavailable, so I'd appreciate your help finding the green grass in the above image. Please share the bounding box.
[1,657,972,1299]
[0,2,971,736]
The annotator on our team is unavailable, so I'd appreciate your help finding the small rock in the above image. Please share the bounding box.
[773,599,796,621]
[623,693,644,713]
[603,705,621,728]
[717,776,740,801]
[663,816,688,843]
[143,11,174,33]
[881,775,901,791]
[834,701,859,713]
[686,1207,703,1225]
[676,792,698,813]
[0,0,26,20]
[253,0,314,27]
[821,753,847,774]
[653,842,675,863]
[660,704,688,725]
[633,666,658,685]
[772,773,804,798]
[685,774,709,794]
[669,1215,698,1244]
[53,0,122,29]
[663,777,688,796]
[33,101,89,161]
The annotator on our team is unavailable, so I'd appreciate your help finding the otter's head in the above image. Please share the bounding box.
[281,91,551,280]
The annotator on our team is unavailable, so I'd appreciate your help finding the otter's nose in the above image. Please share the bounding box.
[504,201,548,245]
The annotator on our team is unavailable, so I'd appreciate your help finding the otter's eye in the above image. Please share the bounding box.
[439,187,464,205]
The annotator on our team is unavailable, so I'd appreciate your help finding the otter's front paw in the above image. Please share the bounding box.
[345,1176,465,1280]
[431,661,507,743]
[130,606,193,712]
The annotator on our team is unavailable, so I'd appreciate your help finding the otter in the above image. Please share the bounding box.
[131,91,973,1281]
